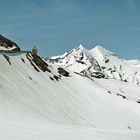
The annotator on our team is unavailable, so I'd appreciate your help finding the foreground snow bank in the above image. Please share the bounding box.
[0,52,140,140]
[0,120,140,140]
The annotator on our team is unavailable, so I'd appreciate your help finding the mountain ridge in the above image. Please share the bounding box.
[48,44,140,85]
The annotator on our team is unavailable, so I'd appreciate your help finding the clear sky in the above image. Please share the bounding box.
[0,0,140,59]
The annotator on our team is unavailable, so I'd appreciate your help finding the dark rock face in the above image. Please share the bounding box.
[26,52,51,73]
[58,67,70,77]
[0,34,20,51]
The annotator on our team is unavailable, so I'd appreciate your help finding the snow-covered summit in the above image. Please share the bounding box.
[48,44,140,85]
[0,34,20,51]
[74,43,85,50]
[90,45,116,61]
[51,43,85,59]
[48,43,104,78]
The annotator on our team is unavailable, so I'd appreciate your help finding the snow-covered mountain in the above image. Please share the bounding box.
[0,38,140,140]
[48,44,140,85]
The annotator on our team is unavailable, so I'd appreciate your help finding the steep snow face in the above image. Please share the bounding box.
[0,34,20,51]
[126,59,140,71]
[91,46,140,85]
[90,45,115,62]
[0,52,140,128]
[0,51,140,139]
[49,45,140,85]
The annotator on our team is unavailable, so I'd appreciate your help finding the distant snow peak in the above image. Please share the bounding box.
[91,45,104,51]
[69,43,85,55]
[48,43,140,85]
[90,45,115,58]
[48,43,105,79]
[90,46,105,61]
[74,43,84,50]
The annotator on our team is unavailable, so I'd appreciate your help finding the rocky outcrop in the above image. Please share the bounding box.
[0,34,20,51]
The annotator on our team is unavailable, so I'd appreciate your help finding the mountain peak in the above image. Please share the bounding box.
[73,43,85,51]
[94,45,104,50]
[90,45,116,61]
[90,45,113,55]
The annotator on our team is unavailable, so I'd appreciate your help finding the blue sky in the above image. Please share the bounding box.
[0,0,140,59]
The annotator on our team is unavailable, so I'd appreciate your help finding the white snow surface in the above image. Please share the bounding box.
[0,45,17,51]
[0,51,140,140]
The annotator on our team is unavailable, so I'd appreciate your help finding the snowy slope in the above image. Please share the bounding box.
[0,50,140,140]
[1,51,140,128]
[49,44,140,85]
[91,46,140,84]
[0,32,140,140]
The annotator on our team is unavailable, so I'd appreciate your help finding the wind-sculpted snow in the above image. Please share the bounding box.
[0,51,140,140]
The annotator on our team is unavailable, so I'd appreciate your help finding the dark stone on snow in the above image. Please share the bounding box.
[53,75,60,81]
[58,67,70,77]
[3,54,11,65]
[116,93,126,99]
[26,52,51,73]
[49,76,54,81]
[136,100,140,104]
[21,58,25,63]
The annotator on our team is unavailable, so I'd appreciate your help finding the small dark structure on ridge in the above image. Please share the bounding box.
[31,46,38,55]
